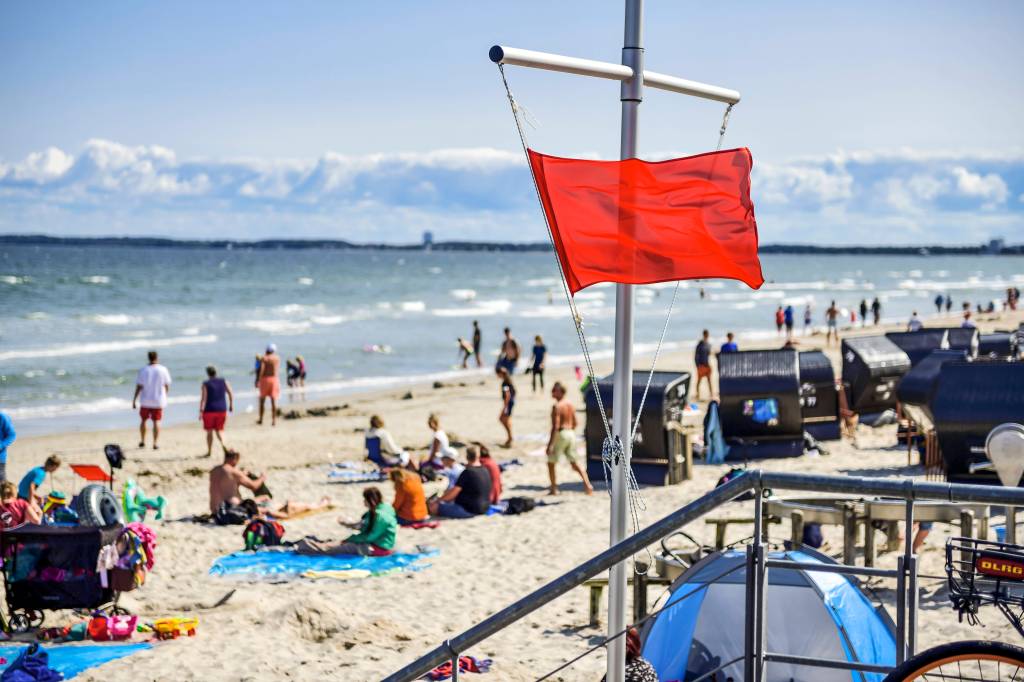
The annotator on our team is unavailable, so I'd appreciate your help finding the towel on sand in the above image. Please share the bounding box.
[209,548,438,579]
[0,644,150,681]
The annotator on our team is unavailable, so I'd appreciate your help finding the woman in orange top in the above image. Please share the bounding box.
[389,468,428,525]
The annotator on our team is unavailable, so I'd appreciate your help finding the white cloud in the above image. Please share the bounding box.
[0,140,1021,244]
[951,166,1008,206]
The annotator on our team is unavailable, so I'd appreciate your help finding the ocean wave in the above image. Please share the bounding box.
[311,315,346,325]
[524,277,559,288]
[898,277,1021,291]
[432,298,511,318]
[401,301,427,312]
[83,313,139,326]
[24,311,48,319]
[242,319,312,335]
[297,277,314,286]
[80,275,111,284]
[0,334,218,361]
[449,289,476,301]
[1,275,31,285]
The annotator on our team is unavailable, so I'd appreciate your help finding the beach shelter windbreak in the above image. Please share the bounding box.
[528,147,764,295]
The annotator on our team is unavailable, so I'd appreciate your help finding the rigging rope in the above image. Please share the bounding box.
[496,64,736,568]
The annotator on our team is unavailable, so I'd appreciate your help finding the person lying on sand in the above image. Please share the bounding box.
[209,449,268,516]
[293,487,396,556]
[242,496,333,521]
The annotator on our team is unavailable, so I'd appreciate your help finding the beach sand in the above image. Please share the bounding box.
[8,310,1022,681]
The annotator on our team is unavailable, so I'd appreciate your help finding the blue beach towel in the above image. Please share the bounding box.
[0,644,150,681]
[209,548,438,579]
[703,400,730,464]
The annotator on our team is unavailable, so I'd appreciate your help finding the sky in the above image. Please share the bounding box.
[1,1,1022,245]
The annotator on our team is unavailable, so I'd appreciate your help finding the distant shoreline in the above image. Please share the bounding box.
[1,234,1022,255]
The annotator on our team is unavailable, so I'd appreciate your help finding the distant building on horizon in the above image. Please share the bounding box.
[422,231,434,250]
[986,237,1005,254]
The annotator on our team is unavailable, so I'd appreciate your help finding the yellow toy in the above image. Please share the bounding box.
[152,617,199,640]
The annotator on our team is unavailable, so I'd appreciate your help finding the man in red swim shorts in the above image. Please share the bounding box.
[132,351,172,450]
[199,365,234,457]
[257,344,281,426]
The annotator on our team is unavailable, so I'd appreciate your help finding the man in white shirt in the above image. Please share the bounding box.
[907,311,923,332]
[132,351,172,450]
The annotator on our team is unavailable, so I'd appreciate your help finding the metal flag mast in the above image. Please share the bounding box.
[490,2,740,680]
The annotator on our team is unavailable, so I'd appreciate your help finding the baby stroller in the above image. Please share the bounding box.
[1,523,131,632]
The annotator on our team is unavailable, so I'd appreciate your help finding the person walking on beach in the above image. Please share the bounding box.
[199,366,234,457]
[859,299,868,327]
[803,304,813,336]
[546,382,594,496]
[720,332,738,353]
[472,320,482,367]
[774,306,784,335]
[497,366,516,448]
[871,297,881,325]
[934,294,944,314]
[907,311,923,332]
[530,335,547,392]
[783,305,794,339]
[497,327,521,374]
[826,301,840,345]
[18,455,60,505]
[694,330,713,400]
[0,411,14,482]
[256,344,280,426]
[944,294,952,313]
[132,351,171,450]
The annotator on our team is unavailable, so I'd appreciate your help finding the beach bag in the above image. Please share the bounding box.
[214,502,249,526]
[504,497,536,515]
[243,519,285,551]
[715,467,755,502]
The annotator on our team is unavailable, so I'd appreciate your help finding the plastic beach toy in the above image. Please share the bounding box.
[152,617,198,640]
[123,479,166,523]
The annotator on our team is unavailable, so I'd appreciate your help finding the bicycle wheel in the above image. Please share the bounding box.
[883,640,1024,681]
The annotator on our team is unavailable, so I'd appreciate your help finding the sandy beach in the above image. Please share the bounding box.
[0,308,1017,681]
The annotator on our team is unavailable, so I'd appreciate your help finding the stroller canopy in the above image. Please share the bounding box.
[641,549,895,681]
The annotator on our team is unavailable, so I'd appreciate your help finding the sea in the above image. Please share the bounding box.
[1,243,1021,436]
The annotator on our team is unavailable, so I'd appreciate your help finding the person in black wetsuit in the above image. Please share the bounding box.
[529,335,546,392]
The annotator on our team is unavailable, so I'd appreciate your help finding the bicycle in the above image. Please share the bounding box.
[883,536,1024,680]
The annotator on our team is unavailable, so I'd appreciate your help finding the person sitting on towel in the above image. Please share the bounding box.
[294,487,396,556]
[419,413,457,470]
[428,447,491,519]
[389,468,428,525]
[474,442,503,504]
[209,449,269,517]
[439,452,465,489]
[367,415,414,469]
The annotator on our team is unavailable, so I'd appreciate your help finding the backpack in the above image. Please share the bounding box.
[243,519,285,550]
[715,467,755,502]
[213,502,249,526]
[504,497,536,515]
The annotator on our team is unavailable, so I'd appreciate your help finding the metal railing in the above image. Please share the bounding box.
[385,470,1024,681]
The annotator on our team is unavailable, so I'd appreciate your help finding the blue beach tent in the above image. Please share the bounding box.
[641,548,895,681]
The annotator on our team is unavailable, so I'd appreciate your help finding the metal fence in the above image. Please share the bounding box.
[385,470,1024,681]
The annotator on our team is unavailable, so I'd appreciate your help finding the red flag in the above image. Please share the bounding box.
[528,147,764,295]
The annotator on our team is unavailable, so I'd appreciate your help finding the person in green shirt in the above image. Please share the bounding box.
[294,487,396,556]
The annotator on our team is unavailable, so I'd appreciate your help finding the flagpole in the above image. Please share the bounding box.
[607,2,643,681]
